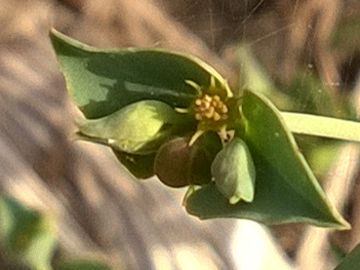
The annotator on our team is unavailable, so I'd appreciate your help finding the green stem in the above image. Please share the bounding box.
[281,112,360,143]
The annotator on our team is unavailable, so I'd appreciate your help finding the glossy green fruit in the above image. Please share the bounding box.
[154,132,222,187]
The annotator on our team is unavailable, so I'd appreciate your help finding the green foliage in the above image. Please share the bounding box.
[332,15,360,52]
[50,29,230,119]
[77,100,189,154]
[0,196,112,270]
[0,196,56,270]
[237,45,352,180]
[50,29,360,230]
[334,244,360,270]
[185,90,349,229]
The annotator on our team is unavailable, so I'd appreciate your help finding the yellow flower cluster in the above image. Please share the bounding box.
[194,94,228,122]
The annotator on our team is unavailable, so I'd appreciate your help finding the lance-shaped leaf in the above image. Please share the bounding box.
[50,29,230,119]
[77,100,187,155]
[185,90,349,229]
[211,137,256,204]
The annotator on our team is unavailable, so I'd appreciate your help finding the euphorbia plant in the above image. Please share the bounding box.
[50,29,360,230]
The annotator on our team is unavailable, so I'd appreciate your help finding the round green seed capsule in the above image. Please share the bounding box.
[154,132,222,188]
[154,137,190,187]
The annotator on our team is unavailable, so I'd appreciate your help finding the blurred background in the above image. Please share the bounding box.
[0,0,359,269]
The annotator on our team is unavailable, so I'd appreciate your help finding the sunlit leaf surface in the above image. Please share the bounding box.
[185,90,349,229]
[50,29,229,119]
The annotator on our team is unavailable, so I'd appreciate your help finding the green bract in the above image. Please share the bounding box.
[77,100,185,154]
[211,137,256,204]
[51,29,360,229]
[185,90,349,229]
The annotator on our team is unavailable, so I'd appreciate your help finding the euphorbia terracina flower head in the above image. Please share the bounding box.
[51,29,350,229]
[179,77,238,146]
[76,73,252,204]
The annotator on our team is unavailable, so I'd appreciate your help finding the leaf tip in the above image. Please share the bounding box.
[335,219,352,231]
[49,28,95,56]
[49,28,65,48]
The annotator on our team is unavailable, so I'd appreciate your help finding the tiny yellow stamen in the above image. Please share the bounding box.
[195,113,202,120]
[204,107,215,118]
[221,106,228,113]
[204,95,212,102]
[213,112,221,121]
[193,93,229,124]
[203,101,210,109]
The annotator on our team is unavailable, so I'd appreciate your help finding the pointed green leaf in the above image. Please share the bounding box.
[185,90,349,229]
[282,112,360,143]
[77,100,189,154]
[0,196,57,270]
[211,137,256,204]
[334,244,360,270]
[50,29,230,119]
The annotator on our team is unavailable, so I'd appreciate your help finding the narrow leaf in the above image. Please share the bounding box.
[50,29,230,119]
[282,112,360,143]
[185,90,349,229]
